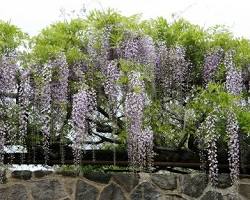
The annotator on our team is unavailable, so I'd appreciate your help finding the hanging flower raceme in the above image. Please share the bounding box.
[39,65,52,165]
[71,88,96,165]
[224,51,243,95]
[121,32,156,68]
[198,112,219,186]
[102,60,121,106]
[87,27,111,69]
[49,54,69,134]
[203,48,223,85]
[0,54,17,94]
[18,70,31,155]
[226,110,240,184]
[0,121,7,183]
[139,127,154,170]
[0,122,6,165]
[125,72,154,170]
[155,44,191,99]
[207,133,219,187]
[169,46,190,90]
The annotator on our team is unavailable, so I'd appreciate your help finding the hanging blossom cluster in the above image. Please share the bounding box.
[39,65,52,164]
[87,28,108,69]
[226,110,240,184]
[203,48,223,85]
[18,70,31,154]
[0,122,7,183]
[139,127,154,169]
[71,88,96,165]
[155,42,169,90]
[121,32,156,70]
[224,51,243,95]
[125,72,154,170]
[155,44,191,99]
[0,55,18,168]
[101,26,113,62]
[0,55,17,94]
[100,27,121,106]
[31,54,69,164]
[49,55,69,134]
[198,112,219,186]
[102,60,121,105]
[169,46,191,90]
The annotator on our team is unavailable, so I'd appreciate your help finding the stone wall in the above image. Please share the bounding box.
[0,170,250,200]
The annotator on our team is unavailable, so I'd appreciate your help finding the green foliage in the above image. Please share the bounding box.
[237,109,250,135]
[32,19,88,63]
[0,20,27,55]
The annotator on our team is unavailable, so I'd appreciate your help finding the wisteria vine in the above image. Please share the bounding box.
[71,88,96,165]
[226,110,240,184]
[125,72,154,170]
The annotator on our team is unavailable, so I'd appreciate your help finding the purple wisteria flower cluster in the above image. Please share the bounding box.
[125,72,154,170]
[226,110,240,184]
[121,32,156,68]
[102,60,121,105]
[18,70,31,156]
[224,51,243,95]
[0,55,17,94]
[198,113,219,186]
[30,54,70,164]
[71,88,96,165]
[39,64,52,164]
[50,54,69,133]
[203,48,223,85]
[0,122,7,183]
[155,44,190,98]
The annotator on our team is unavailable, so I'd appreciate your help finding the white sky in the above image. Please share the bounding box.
[0,0,249,38]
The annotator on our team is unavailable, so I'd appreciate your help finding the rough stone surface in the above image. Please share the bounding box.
[84,172,111,184]
[165,195,186,200]
[56,170,79,177]
[99,183,126,200]
[34,170,53,178]
[0,170,7,183]
[11,170,32,180]
[130,182,162,200]
[223,194,241,200]
[200,191,223,200]
[217,174,232,188]
[62,179,75,196]
[239,183,250,199]
[0,184,28,200]
[112,173,139,192]
[151,174,177,190]
[31,179,68,200]
[1,171,250,200]
[180,173,208,198]
[75,179,99,200]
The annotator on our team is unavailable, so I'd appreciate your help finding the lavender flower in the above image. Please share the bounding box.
[155,44,191,99]
[224,51,243,95]
[203,48,223,85]
[18,69,31,157]
[39,65,52,165]
[49,54,69,133]
[125,71,154,170]
[0,55,17,94]
[226,110,240,184]
[121,32,156,69]
[71,88,96,165]
[102,60,121,105]
[198,113,219,186]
